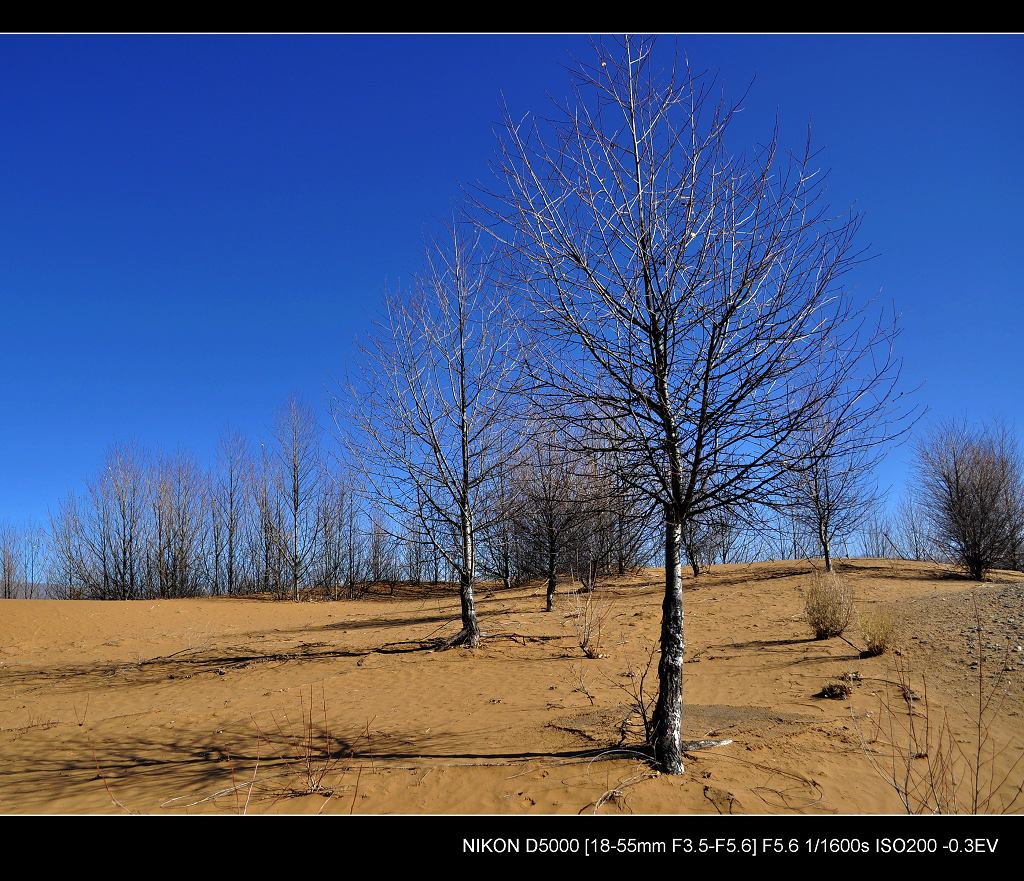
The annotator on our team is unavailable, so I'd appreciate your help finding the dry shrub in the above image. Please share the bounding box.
[818,681,852,700]
[570,663,596,706]
[608,642,659,745]
[857,603,1024,814]
[858,658,1024,813]
[804,570,853,639]
[860,605,896,657]
[252,684,340,796]
[566,589,611,659]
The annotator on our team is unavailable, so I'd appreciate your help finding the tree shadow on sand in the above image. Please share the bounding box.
[0,715,631,813]
[1,625,570,696]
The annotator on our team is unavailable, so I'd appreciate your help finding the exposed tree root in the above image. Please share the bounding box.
[439,627,481,649]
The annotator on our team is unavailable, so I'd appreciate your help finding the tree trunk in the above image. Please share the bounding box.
[822,536,832,573]
[455,570,481,646]
[502,548,511,591]
[652,511,685,774]
[688,552,700,578]
[448,511,481,647]
[546,540,557,611]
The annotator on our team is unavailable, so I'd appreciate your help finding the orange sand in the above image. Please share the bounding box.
[1,559,1021,814]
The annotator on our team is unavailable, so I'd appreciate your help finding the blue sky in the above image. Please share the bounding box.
[0,34,1021,524]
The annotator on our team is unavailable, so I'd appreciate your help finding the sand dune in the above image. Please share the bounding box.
[1,559,1021,814]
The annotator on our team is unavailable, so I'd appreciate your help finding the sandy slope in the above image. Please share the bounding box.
[1,559,1022,815]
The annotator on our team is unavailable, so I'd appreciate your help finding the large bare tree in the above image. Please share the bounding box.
[485,36,898,773]
[344,228,527,646]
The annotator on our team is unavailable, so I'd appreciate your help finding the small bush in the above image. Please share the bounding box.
[566,590,611,659]
[804,570,854,640]
[860,606,896,657]
[818,681,852,700]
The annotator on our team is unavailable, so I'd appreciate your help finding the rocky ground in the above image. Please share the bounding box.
[894,577,1024,701]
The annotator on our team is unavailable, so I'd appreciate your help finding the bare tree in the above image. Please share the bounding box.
[365,508,399,586]
[915,420,1024,580]
[0,521,48,599]
[344,228,527,646]
[313,465,353,598]
[250,442,286,596]
[50,494,89,599]
[47,445,150,600]
[780,349,917,572]
[476,447,524,591]
[519,429,591,611]
[0,523,19,599]
[680,517,714,577]
[211,430,250,595]
[340,472,368,596]
[510,431,653,597]
[605,460,658,576]
[891,494,932,562]
[485,36,898,773]
[21,519,47,599]
[148,452,207,597]
[568,447,622,592]
[98,445,149,600]
[274,397,324,601]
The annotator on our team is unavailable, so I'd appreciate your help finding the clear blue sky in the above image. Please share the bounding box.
[0,34,1021,525]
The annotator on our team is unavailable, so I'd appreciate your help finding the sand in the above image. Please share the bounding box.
[1,559,1022,814]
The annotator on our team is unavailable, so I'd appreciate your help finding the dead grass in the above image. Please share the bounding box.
[818,681,852,700]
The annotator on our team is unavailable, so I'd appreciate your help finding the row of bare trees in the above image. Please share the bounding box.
[45,400,373,601]
[487,431,658,607]
[0,520,47,599]
[20,391,659,602]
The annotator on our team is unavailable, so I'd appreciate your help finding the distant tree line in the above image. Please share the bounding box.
[0,396,663,601]
[4,409,1018,605]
